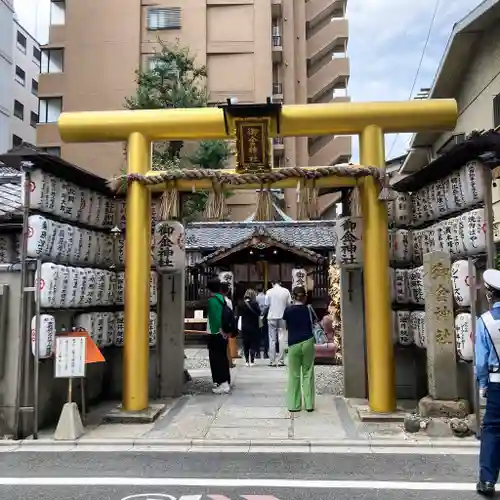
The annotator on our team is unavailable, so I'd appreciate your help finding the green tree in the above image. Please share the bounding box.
[125,40,232,219]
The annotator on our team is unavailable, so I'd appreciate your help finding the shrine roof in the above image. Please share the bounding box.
[185,220,337,251]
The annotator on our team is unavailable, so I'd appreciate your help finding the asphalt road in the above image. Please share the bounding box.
[0,451,481,500]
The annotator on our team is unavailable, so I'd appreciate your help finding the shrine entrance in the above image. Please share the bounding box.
[57,98,458,414]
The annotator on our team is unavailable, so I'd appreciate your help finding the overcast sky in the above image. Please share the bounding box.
[14,0,483,161]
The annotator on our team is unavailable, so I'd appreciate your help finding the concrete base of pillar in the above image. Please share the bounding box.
[103,403,166,424]
[418,395,470,419]
[356,405,408,423]
[54,402,84,441]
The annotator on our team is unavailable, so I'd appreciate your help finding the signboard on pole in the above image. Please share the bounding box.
[54,336,86,378]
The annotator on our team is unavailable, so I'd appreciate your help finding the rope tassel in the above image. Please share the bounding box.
[159,182,179,220]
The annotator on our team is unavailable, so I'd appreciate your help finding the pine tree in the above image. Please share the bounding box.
[125,40,232,219]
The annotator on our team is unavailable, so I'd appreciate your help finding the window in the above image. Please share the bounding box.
[31,79,38,96]
[14,100,24,120]
[39,97,62,123]
[12,135,23,148]
[147,7,181,30]
[494,94,500,129]
[33,46,41,65]
[17,31,27,53]
[41,48,64,73]
[30,111,39,128]
[41,146,61,157]
[15,66,26,86]
[50,0,66,25]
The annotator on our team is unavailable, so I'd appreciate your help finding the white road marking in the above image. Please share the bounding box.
[0,477,478,490]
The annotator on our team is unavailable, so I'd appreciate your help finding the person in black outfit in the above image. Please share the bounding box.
[239,288,262,366]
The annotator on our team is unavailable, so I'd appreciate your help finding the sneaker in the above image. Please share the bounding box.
[269,362,276,367]
[212,382,230,394]
[477,481,495,497]
[277,361,285,367]
[250,362,255,367]
[245,362,250,367]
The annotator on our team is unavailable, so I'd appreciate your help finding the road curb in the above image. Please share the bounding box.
[2,437,480,451]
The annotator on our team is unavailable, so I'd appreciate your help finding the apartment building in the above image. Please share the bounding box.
[37,0,351,219]
[11,19,41,148]
[0,0,14,154]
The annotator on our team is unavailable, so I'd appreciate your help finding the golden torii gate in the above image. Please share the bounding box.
[58,99,457,414]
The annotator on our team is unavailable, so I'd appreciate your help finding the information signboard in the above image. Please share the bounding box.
[54,336,86,378]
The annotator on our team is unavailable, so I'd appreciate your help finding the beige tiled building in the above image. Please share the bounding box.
[37,0,351,220]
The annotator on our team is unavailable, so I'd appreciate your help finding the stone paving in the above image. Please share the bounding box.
[32,349,477,449]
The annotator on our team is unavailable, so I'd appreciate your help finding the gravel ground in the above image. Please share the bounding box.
[183,355,344,396]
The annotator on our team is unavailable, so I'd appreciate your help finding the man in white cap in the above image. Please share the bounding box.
[475,269,500,496]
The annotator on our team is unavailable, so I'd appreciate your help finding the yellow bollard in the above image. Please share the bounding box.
[123,132,152,411]
[359,125,396,413]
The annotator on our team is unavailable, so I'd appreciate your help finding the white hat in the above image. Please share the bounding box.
[483,269,500,292]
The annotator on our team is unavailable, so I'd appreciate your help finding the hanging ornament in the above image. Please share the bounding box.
[203,180,226,221]
[254,185,274,221]
[159,181,179,220]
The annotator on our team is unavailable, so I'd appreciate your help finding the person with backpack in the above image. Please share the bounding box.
[206,279,232,394]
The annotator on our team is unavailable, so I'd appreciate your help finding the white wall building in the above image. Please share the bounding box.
[401,0,500,175]
[0,0,14,154]
[10,17,40,148]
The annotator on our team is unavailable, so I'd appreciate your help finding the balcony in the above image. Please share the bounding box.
[308,57,349,102]
[272,0,282,18]
[309,135,351,166]
[306,0,345,29]
[273,136,284,155]
[307,19,348,66]
[272,35,283,63]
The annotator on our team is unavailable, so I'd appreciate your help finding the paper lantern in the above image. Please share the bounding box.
[150,271,158,306]
[93,269,106,305]
[26,215,50,258]
[387,200,396,226]
[78,188,92,224]
[392,310,398,344]
[116,271,125,305]
[83,269,97,307]
[103,312,115,346]
[62,224,75,263]
[149,311,158,347]
[335,217,363,267]
[153,221,186,272]
[103,270,116,305]
[31,314,55,359]
[114,312,125,346]
[79,229,92,265]
[451,259,476,307]
[456,214,469,255]
[55,265,69,308]
[408,266,425,305]
[115,199,126,230]
[396,310,413,346]
[72,186,86,221]
[410,311,426,348]
[114,235,125,266]
[448,169,467,212]
[419,186,432,222]
[394,193,411,226]
[394,269,409,304]
[464,208,486,254]
[392,230,413,263]
[93,193,107,227]
[103,197,115,227]
[69,227,83,264]
[427,183,438,220]
[412,230,423,264]
[38,262,59,308]
[411,192,423,225]
[291,268,307,291]
[461,160,485,207]
[435,179,451,217]
[28,170,48,210]
[65,267,79,308]
[74,267,87,307]
[49,221,66,262]
[92,313,105,347]
[456,313,473,361]
[389,268,395,302]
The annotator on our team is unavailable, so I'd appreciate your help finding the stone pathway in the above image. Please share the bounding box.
[33,349,477,448]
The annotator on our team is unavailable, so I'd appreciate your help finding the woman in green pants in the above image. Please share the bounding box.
[283,286,315,412]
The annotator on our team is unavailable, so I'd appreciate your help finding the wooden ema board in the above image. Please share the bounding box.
[57,331,105,364]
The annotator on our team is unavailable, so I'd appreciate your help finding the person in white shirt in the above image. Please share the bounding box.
[265,280,291,367]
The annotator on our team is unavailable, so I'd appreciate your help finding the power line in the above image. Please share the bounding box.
[386,0,441,159]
